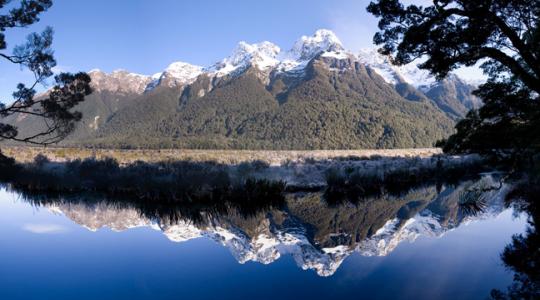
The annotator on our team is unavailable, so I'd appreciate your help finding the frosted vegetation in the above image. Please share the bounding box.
[0,151,487,203]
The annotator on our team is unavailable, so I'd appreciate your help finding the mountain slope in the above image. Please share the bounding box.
[424,75,483,119]
[357,48,482,119]
[84,54,453,149]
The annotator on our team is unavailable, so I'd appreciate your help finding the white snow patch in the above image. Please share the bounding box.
[321,51,349,60]
[358,48,436,90]
[208,41,280,77]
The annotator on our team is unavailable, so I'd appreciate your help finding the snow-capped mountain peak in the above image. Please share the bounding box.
[145,62,202,90]
[275,29,348,73]
[203,29,348,77]
[288,29,344,61]
[151,61,203,89]
[87,29,477,102]
[209,41,280,77]
[164,61,203,79]
[357,48,436,90]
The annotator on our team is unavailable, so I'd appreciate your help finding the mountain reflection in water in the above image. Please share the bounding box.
[13,175,507,277]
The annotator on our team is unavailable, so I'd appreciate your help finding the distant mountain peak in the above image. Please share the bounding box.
[274,29,345,73]
[145,61,203,90]
[208,41,281,77]
[357,48,436,90]
[159,61,203,87]
[288,29,344,61]
[205,29,347,76]
[165,61,203,75]
[85,29,480,96]
[88,69,152,94]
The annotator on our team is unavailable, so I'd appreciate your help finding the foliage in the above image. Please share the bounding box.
[323,155,487,203]
[2,155,286,203]
[491,163,540,299]
[443,81,540,155]
[0,0,92,145]
[0,149,18,180]
[367,0,540,157]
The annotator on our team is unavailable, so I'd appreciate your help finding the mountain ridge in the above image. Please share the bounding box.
[5,29,482,149]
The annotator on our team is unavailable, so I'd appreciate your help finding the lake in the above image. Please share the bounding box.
[0,176,528,300]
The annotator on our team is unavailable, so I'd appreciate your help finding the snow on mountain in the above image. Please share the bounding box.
[357,177,508,257]
[162,220,203,242]
[287,29,344,61]
[357,205,501,257]
[321,51,350,60]
[144,73,163,91]
[277,29,348,73]
[87,29,351,91]
[276,231,351,276]
[357,212,445,257]
[357,48,437,90]
[48,202,154,232]
[208,41,280,77]
[206,29,348,77]
[87,29,478,96]
[149,61,203,89]
[163,221,349,276]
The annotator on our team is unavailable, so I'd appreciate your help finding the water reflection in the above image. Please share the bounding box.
[491,177,540,299]
[7,175,508,277]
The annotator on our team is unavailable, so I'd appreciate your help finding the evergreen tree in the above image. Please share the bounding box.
[367,0,540,157]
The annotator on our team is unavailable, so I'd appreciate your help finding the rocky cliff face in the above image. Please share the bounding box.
[88,70,153,94]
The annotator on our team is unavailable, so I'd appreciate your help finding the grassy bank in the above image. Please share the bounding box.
[1,146,442,166]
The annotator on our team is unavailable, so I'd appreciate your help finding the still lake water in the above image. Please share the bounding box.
[0,178,528,300]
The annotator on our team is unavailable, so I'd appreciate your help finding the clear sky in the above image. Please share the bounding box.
[1,0,482,102]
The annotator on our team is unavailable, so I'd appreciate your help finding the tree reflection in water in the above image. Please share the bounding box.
[491,174,540,300]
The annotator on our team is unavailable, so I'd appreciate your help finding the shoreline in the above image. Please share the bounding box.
[1,146,442,166]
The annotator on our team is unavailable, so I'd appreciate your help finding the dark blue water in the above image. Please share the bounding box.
[0,182,527,300]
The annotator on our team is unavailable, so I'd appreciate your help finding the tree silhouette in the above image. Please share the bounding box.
[490,171,540,299]
[367,0,540,157]
[0,0,92,149]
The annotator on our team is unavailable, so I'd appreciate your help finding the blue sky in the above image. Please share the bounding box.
[1,0,481,102]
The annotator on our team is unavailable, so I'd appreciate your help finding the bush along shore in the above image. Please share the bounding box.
[1,154,281,201]
[0,150,491,204]
[323,155,490,203]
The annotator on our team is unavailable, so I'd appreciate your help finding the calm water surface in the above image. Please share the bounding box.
[0,179,528,300]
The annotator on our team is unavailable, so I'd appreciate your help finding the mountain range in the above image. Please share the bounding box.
[8,29,482,149]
